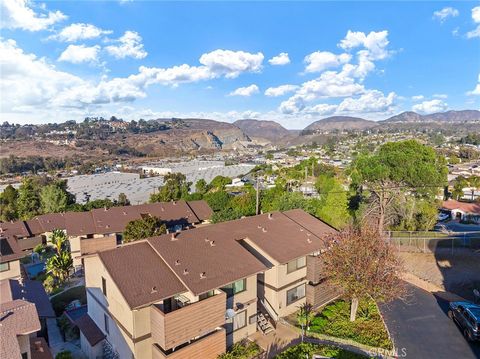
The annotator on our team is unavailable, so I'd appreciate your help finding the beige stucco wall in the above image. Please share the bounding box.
[0,259,21,280]
[17,334,31,359]
[84,255,135,359]
[226,275,258,347]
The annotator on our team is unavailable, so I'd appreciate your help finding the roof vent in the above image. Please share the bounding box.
[257,225,262,229]
[161,207,165,212]
[307,238,312,244]
[262,227,267,233]
[151,286,157,294]
[299,228,304,232]
[306,232,311,237]
[175,259,181,266]
[183,269,189,275]
[105,225,110,229]
[200,272,206,279]
[171,233,178,241]
[268,213,273,220]
[123,211,127,215]
[209,240,215,247]
[173,201,177,205]
[104,206,108,211]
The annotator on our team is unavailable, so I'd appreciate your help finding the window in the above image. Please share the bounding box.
[286,284,306,306]
[227,310,247,334]
[221,279,246,297]
[287,256,306,274]
[199,290,215,301]
[0,262,10,272]
[104,313,109,334]
[102,277,107,297]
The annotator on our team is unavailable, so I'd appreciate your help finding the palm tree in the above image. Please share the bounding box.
[46,251,73,283]
[50,229,68,255]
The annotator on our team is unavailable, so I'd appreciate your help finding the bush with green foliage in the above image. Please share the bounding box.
[308,299,392,350]
[123,216,167,242]
[274,343,365,359]
[55,350,73,359]
[217,340,262,359]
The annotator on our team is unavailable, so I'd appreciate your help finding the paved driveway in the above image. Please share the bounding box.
[380,283,480,359]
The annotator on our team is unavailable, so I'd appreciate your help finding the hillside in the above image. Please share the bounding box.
[233,119,291,142]
[303,116,378,133]
[383,110,480,123]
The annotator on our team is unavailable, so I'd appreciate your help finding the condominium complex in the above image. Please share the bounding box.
[79,209,341,359]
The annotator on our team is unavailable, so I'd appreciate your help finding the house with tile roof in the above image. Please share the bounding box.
[80,209,339,359]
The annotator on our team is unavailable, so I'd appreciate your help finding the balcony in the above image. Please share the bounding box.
[80,236,117,255]
[152,328,226,359]
[151,291,226,351]
[306,254,325,284]
[17,236,44,251]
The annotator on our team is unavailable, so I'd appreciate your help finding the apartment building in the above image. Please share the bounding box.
[0,200,213,267]
[80,209,338,359]
[0,235,24,280]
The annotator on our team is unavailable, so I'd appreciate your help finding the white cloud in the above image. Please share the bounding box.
[199,49,264,78]
[304,51,351,73]
[337,90,396,114]
[1,0,66,31]
[412,95,424,101]
[412,99,448,114]
[467,74,480,95]
[58,44,100,64]
[50,23,112,42]
[1,39,266,116]
[433,93,448,99]
[433,7,459,22]
[338,30,391,61]
[268,52,290,66]
[467,6,480,38]
[304,103,337,116]
[264,84,298,97]
[105,31,148,59]
[229,84,259,97]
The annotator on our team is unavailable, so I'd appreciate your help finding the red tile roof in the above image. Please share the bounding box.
[442,200,480,214]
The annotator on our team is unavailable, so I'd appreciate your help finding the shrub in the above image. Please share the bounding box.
[218,340,261,359]
[274,343,365,359]
[55,351,73,359]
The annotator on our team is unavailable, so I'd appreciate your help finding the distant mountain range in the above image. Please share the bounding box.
[383,110,480,123]
[303,116,378,132]
[233,119,292,141]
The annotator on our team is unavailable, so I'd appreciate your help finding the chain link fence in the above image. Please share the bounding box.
[387,231,480,253]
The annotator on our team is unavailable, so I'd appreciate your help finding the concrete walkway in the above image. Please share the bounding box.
[47,317,86,358]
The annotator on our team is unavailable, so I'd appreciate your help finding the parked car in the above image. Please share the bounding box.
[448,301,480,341]
[438,212,450,222]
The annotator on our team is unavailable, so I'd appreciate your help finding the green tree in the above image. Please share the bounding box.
[150,173,191,202]
[17,178,41,220]
[350,140,448,232]
[204,191,231,212]
[209,175,232,190]
[123,216,167,242]
[0,184,18,221]
[46,229,72,284]
[315,176,351,229]
[40,184,68,214]
[117,192,130,206]
[195,179,208,195]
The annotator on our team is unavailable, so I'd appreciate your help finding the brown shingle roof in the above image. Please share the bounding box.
[186,200,213,221]
[148,228,267,296]
[30,337,53,359]
[6,279,55,318]
[0,236,23,264]
[282,209,337,238]
[31,213,67,233]
[98,242,187,309]
[0,221,31,239]
[64,211,96,236]
[0,299,41,359]
[75,314,105,346]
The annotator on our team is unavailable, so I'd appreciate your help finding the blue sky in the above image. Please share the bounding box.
[1,1,479,128]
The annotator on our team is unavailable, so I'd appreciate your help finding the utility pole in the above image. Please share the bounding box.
[256,176,260,215]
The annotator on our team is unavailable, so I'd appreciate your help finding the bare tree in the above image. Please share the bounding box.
[322,225,406,321]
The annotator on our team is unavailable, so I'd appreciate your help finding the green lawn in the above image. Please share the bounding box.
[274,343,366,359]
[50,285,87,316]
[308,299,393,350]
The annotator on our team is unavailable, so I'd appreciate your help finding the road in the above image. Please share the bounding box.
[380,283,480,359]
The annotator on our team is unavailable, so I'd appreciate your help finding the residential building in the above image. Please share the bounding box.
[0,200,213,267]
[80,209,338,359]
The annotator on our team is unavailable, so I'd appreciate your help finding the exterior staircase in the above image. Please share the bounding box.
[257,311,274,335]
